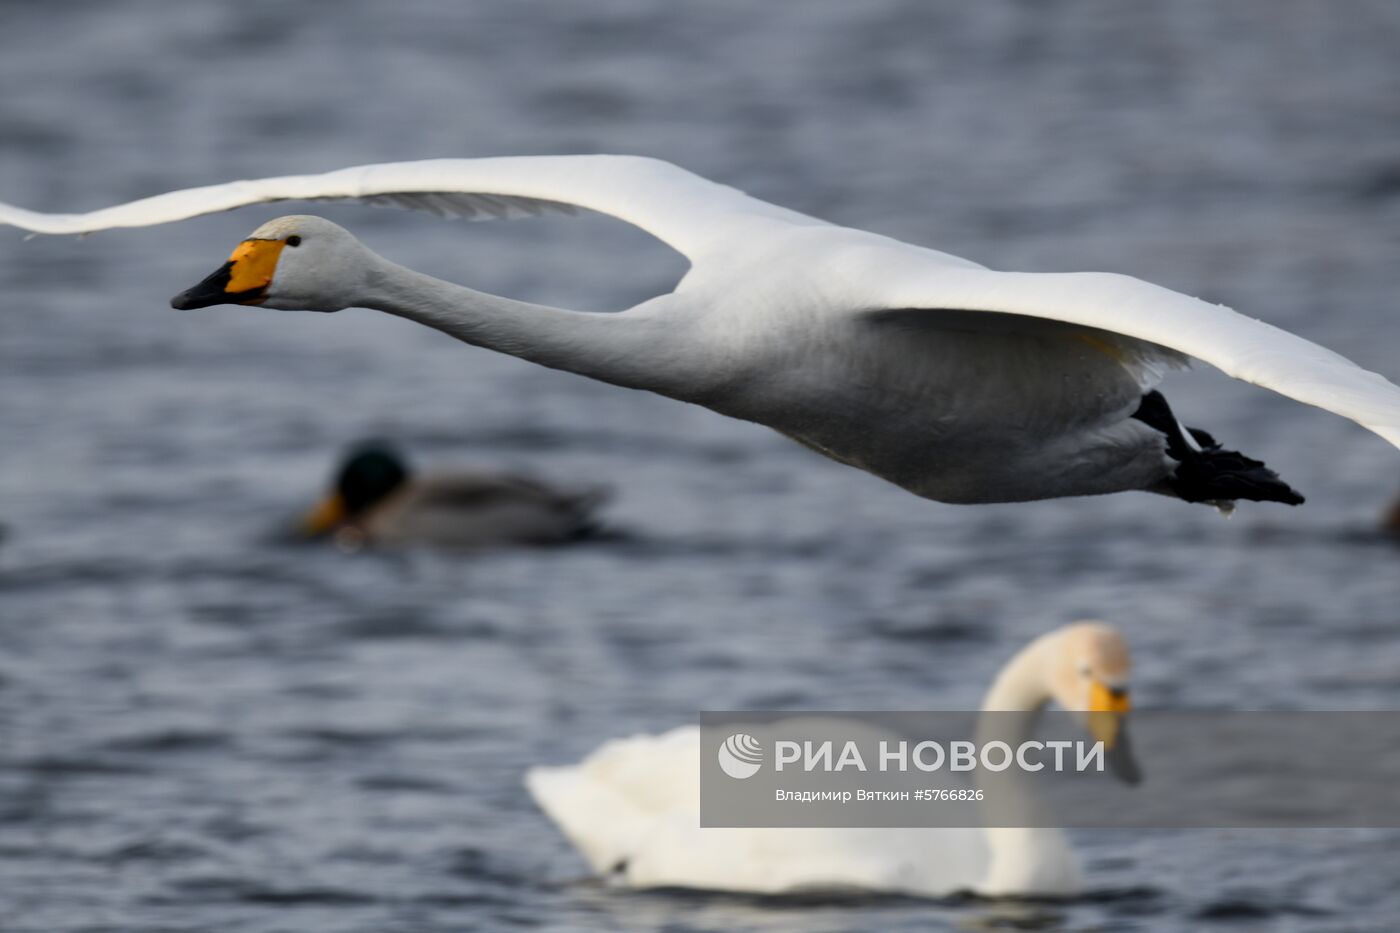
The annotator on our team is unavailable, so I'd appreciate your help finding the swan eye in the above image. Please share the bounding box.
[1079,664,1092,678]
[286,235,302,247]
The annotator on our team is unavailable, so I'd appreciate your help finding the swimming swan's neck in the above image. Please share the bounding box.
[973,634,1053,812]
[972,634,1079,896]
[980,634,1053,715]
[361,255,701,397]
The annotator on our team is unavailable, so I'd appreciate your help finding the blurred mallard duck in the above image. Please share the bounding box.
[301,442,608,549]
[1383,492,1400,536]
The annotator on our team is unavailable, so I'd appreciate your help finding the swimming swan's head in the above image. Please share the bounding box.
[1048,621,1139,784]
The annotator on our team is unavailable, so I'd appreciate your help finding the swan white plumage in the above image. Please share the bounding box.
[526,621,1137,897]
[5,155,1400,506]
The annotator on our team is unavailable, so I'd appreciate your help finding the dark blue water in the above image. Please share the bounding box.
[2,2,1400,930]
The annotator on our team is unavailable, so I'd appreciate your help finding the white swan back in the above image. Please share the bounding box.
[527,724,1085,896]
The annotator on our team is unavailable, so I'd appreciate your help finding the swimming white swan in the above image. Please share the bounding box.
[526,621,1136,897]
[5,155,1400,507]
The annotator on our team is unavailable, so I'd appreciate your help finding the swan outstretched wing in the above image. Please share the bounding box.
[863,265,1400,449]
[0,155,823,259]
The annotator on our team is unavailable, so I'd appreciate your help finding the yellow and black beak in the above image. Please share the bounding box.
[300,493,347,538]
[1086,680,1132,747]
[170,238,286,310]
[1086,680,1141,785]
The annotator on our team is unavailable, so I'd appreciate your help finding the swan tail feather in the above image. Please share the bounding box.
[525,764,647,876]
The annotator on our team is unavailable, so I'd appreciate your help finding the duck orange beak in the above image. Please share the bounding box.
[300,493,347,538]
[171,238,285,309]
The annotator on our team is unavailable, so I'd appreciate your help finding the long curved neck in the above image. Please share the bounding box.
[973,634,1080,897]
[360,254,703,398]
[980,633,1053,714]
[974,634,1053,781]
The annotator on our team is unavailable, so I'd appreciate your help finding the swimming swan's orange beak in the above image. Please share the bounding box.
[1085,679,1141,784]
[170,238,286,309]
[1086,679,1131,745]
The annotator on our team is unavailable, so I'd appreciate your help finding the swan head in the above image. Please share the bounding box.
[170,215,367,313]
[1048,621,1139,784]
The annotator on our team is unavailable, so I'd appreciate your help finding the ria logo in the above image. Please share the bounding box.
[717,733,763,779]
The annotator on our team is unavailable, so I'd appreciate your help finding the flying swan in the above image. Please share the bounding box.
[5,155,1400,508]
[525,621,1138,896]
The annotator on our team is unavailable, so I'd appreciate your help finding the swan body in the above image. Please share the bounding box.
[299,442,606,550]
[526,622,1136,897]
[6,155,1400,506]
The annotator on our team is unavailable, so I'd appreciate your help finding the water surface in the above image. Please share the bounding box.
[2,2,1400,930]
